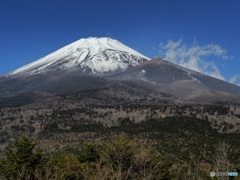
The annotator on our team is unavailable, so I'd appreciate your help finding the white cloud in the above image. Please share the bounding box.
[159,39,231,81]
[229,75,240,84]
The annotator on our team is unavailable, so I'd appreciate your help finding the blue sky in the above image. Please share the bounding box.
[0,0,240,85]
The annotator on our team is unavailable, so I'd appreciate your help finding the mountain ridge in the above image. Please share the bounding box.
[1,37,240,104]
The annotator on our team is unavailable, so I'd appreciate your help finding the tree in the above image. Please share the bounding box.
[101,134,135,179]
[214,141,230,171]
[0,135,43,179]
[101,134,173,179]
[134,143,173,179]
[213,141,231,180]
[79,142,100,163]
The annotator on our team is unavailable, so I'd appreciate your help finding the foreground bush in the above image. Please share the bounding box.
[101,135,173,179]
[2,134,240,179]
[0,134,173,180]
[0,135,43,179]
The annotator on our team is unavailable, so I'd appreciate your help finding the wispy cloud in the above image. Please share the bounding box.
[229,75,240,84]
[159,39,232,81]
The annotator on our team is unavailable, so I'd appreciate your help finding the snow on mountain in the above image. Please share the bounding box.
[6,37,150,77]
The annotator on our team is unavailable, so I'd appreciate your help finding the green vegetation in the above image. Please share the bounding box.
[1,133,239,179]
[0,135,43,179]
[0,135,173,179]
[1,101,240,179]
[38,116,240,165]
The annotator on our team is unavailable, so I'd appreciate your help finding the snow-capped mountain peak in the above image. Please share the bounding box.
[6,37,150,77]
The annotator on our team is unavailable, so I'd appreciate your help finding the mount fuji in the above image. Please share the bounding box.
[6,37,149,77]
[1,37,240,104]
